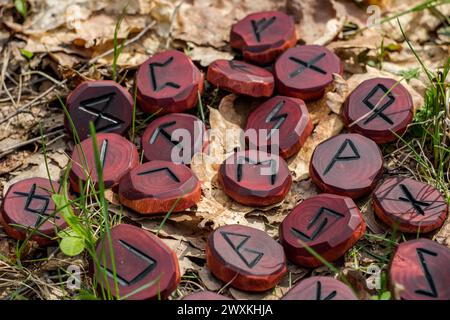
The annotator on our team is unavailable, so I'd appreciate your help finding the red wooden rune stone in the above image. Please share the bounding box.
[118,160,201,215]
[65,80,133,140]
[343,78,414,144]
[310,133,384,198]
[373,177,447,233]
[389,238,450,300]
[282,276,358,300]
[275,45,343,101]
[206,59,274,97]
[141,113,207,164]
[279,194,366,268]
[0,178,67,246]
[136,50,204,115]
[182,291,232,300]
[219,150,292,206]
[69,133,139,193]
[206,224,287,292]
[245,96,313,159]
[94,224,180,300]
[230,11,297,65]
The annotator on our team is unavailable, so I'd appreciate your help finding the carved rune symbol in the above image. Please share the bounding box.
[415,248,438,298]
[229,61,249,72]
[138,166,180,183]
[149,121,181,147]
[78,93,123,133]
[398,184,431,216]
[99,139,109,168]
[265,100,287,139]
[149,56,181,92]
[315,281,337,300]
[105,239,157,286]
[221,231,264,268]
[362,84,395,125]
[251,16,276,42]
[288,53,327,78]
[323,139,361,175]
[291,207,345,242]
[13,183,59,227]
[236,156,278,185]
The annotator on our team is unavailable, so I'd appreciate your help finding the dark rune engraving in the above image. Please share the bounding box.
[415,248,438,298]
[265,100,287,139]
[13,183,59,227]
[221,231,264,269]
[288,53,327,78]
[228,61,249,72]
[362,84,395,125]
[236,156,278,185]
[138,166,181,183]
[323,139,360,175]
[149,121,180,147]
[99,139,109,168]
[78,93,124,133]
[251,16,276,42]
[149,56,181,92]
[105,239,157,286]
[315,281,337,300]
[291,207,345,242]
[398,184,431,216]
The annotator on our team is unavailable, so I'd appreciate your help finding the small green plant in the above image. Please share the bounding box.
[396,19,450,199]
[197,90,206,123]
[112,7,128,83]
[19,49,33,60]
[370,272,392,300]
[14,0,27,19]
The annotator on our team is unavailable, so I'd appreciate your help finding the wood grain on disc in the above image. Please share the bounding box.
[136,50,204,115]
[279,194,366,267]
[245,95,313,159]
[275,45,343,101]
[230,11,297,65]
[343,78,414,144]
[310,133,384,198]
[70,133,139,193]
[389,238,450,300]
[141,113,207,165]
[118,160,201,214]
[219,150,292,206]
[373,177,447,233]
[94,223,180,300]
[207,59,274,97]
[1,178,67,246]
[282,276,358,300]
[206,224,286,292]
[65,80,133,140]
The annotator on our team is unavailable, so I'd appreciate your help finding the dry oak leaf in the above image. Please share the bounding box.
[172,0,285,48]
[206,106,243,164]
[195,196,251,229]
[287,0,369,44]
[287,78,346,182]
[191,99,289,230]
[188,45,234,67]
[382,2,450,44]
[288,113,344,181]
[71,14,148,48]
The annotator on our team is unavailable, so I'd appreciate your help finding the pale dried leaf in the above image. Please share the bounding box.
[189,46,234,67]
[198,266,222,291]
[172,0,284,48]
[288,114,344,181]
